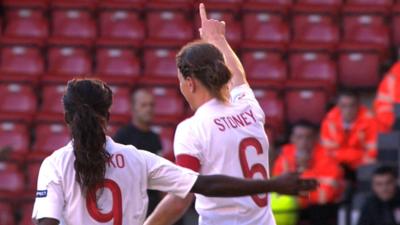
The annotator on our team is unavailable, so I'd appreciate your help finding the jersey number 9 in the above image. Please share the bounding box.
[86,179,122,225]
[239,137,268,207]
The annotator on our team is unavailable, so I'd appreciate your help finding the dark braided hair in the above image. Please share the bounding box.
[63,78,113,195]
[176,40,232,101]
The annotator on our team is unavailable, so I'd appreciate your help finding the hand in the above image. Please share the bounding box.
[199,3,226,42]
[269,172,318,195]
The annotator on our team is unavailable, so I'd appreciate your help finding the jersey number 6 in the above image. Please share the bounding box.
[86,179,122,225]
[239,137,268,207]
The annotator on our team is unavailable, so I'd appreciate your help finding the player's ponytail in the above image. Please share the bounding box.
[177,40,232,102]
[63,78,113,195]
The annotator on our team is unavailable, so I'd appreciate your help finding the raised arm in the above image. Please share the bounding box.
[199,3,247,89]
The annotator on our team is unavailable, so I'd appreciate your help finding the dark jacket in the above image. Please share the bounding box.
[357,188,400,225]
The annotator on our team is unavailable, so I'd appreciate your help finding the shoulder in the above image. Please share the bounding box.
[280,144,296,157]
[359,106,375,120]
[362,194,380,209]
[115,124,135,134]
[176,117,197,133]
[39,142,74,173]
[326,107,340,120]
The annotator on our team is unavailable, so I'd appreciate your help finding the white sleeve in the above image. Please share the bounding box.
[173,121,204,162]
[230,84,265,119]
[141,150,199,198]
[32,157,64,224]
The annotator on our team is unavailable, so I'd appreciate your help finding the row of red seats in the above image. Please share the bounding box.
[31,0,399,6]
[0,82,186,122]
[0,81,329,143]
[2,1,400,47]
[0,39,383,88]
[0,121,177,158]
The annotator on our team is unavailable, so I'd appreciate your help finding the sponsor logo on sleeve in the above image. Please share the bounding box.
[36,190,48,198]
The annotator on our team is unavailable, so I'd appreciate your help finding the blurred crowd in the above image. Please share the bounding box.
[270,61,400,225]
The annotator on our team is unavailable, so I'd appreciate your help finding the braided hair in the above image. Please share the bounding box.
[63,78,113,195]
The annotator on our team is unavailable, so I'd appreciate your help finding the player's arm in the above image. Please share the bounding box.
[38,218,59,225]
[192,172,316,197]
[199,3,247,89]
[144,194,194,225]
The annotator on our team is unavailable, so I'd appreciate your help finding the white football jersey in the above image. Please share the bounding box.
[174,84,276,225]
[32,137,198,225]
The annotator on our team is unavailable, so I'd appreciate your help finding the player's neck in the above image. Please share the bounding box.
[191,92,215,111]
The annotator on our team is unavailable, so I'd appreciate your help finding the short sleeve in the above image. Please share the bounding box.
[230,84,264,118]
[32,157,64,224]
[173,121,204,162]
[231,84,257,103]
[141,150,199,198]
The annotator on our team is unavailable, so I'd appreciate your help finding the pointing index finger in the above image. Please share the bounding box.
[199,3,207,24]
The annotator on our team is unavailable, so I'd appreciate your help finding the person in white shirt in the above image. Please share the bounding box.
[144,4,311,225]
[33,79,316,225]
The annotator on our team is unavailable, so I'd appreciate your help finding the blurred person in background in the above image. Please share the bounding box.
[114,88,165,218]
[374,62,400,133]
[114,88,162,154]
[273,120,344,225]
[320,90,377,174]
[357,165,400,225]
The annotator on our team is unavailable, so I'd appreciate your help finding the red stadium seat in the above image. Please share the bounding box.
[40,84,66,116]
[347,0,393,6]
[242,3,289,43]
[4,1,48,39]
[99,2,145,41]
[26,162,41,191]
[0,122,29,158]
[143,40,180,80]
[253,89,285,140]
[343,5,390,47]
[289,43,337,84]
[51,1,96,40]
[285,82,328,125]
[47,38,92,78]
[202,0,243,2]
[241,42,287,82]
[391,4,400,46]
[151,125,175,161]
[0,202,15,225]
[0,83,37,117]
[95,40,141,84]
[292,4,340,44]
[247,0,292,5]
[149,86,184,120]
[19,202,34,225]
[32,123,70,154]
[194,3,242,46]
[338,43,382,88]
[109,85,131,117]
[147,2,194,41]
[296,0,342,5]
[0,38,44,82]
[0,167,25,193]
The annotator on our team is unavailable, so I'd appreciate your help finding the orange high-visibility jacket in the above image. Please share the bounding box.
[373,62,400,133]
[320,106,377,169]
[273,144,344,208]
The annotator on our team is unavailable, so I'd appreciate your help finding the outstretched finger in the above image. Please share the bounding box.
[199,3,208,24]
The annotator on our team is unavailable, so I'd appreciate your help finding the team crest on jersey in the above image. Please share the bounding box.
[36,190,48,198]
